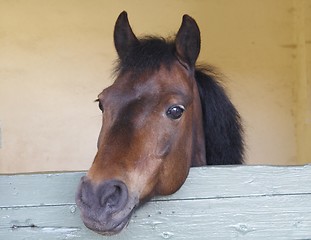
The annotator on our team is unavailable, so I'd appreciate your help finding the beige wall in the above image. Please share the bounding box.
[294,0,311,164]
[0,0,310,173]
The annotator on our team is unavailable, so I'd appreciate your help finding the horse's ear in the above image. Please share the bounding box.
[114,11,138,60]
[175,15,201,69]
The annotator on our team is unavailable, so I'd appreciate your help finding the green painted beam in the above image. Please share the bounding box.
[1,165,311,239]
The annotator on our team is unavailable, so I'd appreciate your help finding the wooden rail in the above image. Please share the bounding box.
[1,165,311,239]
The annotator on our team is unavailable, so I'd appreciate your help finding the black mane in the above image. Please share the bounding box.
[195,68,244,164]
[116,36,244,165]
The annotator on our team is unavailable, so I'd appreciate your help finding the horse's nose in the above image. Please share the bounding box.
[76,177,129,232]
[76,177,137,235]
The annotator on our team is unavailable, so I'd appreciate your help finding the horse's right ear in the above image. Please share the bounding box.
[114,11,139,60]
[175,15,201,70]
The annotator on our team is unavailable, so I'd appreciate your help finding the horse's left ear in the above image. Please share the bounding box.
[175,15,201,70]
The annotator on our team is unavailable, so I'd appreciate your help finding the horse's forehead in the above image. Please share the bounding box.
[111,64,192,98]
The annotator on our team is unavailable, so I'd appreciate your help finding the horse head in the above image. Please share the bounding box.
[76,11,206,235]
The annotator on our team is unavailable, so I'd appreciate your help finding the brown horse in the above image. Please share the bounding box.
[76,11,244,235]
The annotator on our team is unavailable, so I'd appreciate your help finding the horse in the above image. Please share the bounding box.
[76,11,244,235]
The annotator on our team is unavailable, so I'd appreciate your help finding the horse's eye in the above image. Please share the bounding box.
[166,105,185,120]
[95,99,104,112]
[98,102,104,112]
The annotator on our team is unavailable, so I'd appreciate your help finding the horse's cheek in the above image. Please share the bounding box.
[155,155,189,195]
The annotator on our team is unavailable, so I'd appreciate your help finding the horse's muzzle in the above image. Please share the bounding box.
[75,176,136,235]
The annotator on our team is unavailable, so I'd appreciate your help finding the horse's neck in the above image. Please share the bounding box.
[190,82,206,167]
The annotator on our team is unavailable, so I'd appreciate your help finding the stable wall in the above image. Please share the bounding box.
[0,0,310,173]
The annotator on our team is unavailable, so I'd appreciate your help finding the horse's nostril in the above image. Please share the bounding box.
[97,180,128,212]
[76,177,94,209]
[100,185,121,207]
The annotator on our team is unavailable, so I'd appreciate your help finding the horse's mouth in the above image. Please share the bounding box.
[81,207,135,236]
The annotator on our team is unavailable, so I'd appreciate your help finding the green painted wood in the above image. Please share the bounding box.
[1,165,311,239]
